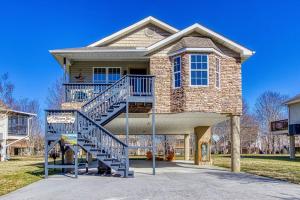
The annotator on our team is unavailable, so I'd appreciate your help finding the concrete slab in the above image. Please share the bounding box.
[1,160,300,200]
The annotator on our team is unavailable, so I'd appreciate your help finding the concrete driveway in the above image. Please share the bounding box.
[1,160,300,200]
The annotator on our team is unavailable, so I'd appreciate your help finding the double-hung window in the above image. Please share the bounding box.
[93,67,121,83]
[190,54,209,86]
[173,56,181,88]
[215,58,220,88]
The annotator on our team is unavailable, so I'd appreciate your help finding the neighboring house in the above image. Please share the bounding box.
[0,102,35,161]
[284,94,300,158]
[46,16,254,177]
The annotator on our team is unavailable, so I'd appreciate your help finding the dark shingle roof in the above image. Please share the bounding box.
[169,36,223,54]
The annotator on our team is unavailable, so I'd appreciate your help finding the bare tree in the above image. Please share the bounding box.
[213,99,259,154]
[46,77,64,109]
[0,73,15,108]
[254,91,288,154]
[240,100,259,153]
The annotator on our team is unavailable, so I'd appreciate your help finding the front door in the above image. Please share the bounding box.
[129,68,147,75]
[129,68,148,95]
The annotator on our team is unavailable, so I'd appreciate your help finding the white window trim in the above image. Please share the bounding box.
[189,54,209,87]
[215,58,221,89]
[93,67,122,84]
[172,56,181,89]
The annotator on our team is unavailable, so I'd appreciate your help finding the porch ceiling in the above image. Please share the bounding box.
[50,47,149,66]
[104,112,228,135]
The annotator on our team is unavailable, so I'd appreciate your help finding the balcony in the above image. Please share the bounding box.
[64,75,155,103]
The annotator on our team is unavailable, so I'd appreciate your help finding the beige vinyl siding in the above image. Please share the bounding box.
[69,61,149,83]
[106,24,171,48]
[289,103,300,124]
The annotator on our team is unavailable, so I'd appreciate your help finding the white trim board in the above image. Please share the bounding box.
[147,23,255,59]
[168,48,227,58]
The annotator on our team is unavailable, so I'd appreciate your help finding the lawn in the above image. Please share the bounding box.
[0,157,45,196]
[212,154,300,184]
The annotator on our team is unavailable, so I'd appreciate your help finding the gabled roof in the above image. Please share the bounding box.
[88,16,179,47]
[285,94,300,105]
[147,23,255,59]
[169,36,223,55]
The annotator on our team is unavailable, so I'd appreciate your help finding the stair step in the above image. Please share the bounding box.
[90,148,101,152]
[104,158,117,161]
[97,153,108,157]
[110,162,121,166]
[83,144,94,147]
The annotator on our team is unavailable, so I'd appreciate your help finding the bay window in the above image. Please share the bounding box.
[173,56,181,88]
[190,54,209,86]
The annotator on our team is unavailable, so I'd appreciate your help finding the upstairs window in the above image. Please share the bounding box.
[190,54,209,86]
[216,58,220,88]
[94,67,121,84]
[173,56,181,88]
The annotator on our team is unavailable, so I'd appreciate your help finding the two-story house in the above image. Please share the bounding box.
[0,102,35,161]
[45,16,254,177]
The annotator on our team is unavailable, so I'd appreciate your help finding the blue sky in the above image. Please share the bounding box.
[0,0,299,111]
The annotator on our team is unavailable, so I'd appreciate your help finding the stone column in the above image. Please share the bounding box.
[290,135,296,159]
[184,134,190,160]
[230,115,241,172]
[194,126,211,165]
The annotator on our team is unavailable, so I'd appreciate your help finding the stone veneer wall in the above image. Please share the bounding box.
[150,50,242,115]
[149,56,172,113]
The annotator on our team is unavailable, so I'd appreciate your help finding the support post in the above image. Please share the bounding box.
[184,134,190,161]
[44,111,49,178]
[151,78,156,175]
[45,140,49,178]
[0,140,6,161]
[74,145,78,178]
[290,135,296,159]
[63,57,67,83]
[125,100,129,177]
[230,115,241,173]
[85,151,89,173]
[164,135,167,160]
[126,100,129,145]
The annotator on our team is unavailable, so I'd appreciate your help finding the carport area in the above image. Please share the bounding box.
[1,160,300,200]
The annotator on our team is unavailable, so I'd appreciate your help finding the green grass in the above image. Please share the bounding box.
[0,156,49,196]
[212,154,300,184]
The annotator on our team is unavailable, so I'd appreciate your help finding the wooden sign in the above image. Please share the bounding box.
[270,119,288,134]
[47,114,75,124]
[61,133,77,146]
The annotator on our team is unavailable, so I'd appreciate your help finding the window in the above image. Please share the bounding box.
[190,54,209,86]
[108,68,121,83]
[216,58,220,88]
[94,68,106,83]
[93,67,121,83]
[173,56,181,88]
[8,115,28,136]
